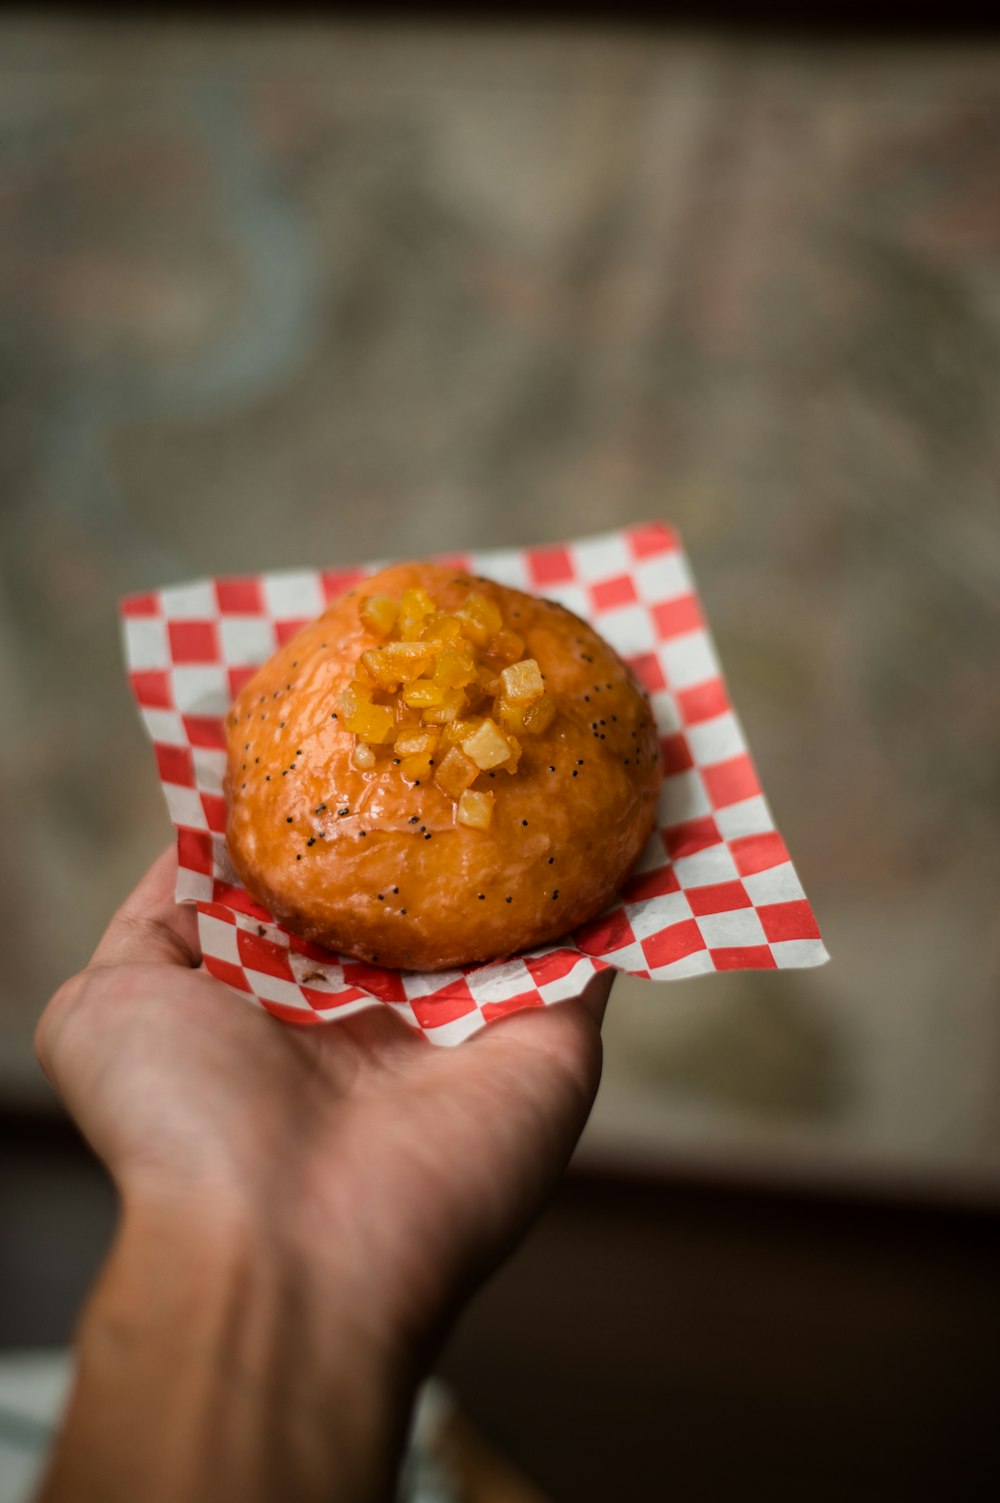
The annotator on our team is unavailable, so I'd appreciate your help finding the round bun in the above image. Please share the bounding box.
[224,562,661,971]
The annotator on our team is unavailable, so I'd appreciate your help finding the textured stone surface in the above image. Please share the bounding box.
[2,20,998,1181]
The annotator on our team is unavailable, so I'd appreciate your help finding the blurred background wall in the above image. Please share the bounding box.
[2,13,999,1195]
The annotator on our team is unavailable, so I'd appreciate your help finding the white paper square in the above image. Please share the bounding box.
[163,784,209,828]
[744,863,806,906]
[263,571,325,620]
[657,769,711,826]
[472,549,530,590]
[197,912,241,964]
[627,890,693,938]
[687,711,745,767]
[646,948,715,981]
[313,994,383,1023]
[142,708,187,745]
[672,844,740,888]
[192,748,227,792]
[660,630,720,690]
[170,666,230,715]
[771,938,830,969]
[466,958,534,1004]
[160,580,217,620]
[714,795,774,841]
[419,1007,488,1047]
[634,551,692,606]
[401,968,469,1001]
[696,908,767,950]
[246,973,313,1009]
[220,616,277,667]
[287,950,339,989]
[632,830,668,873]
[593,602,657,656]
[571,532,631,582]
[538,958,600,1004]
[586,939,648,973]
[177,866,213,902]
[650,689,681,733]
[126,617,170,670]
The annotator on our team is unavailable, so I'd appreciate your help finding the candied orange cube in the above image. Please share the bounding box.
[457,788,494,830]
[500,658,544,705]
[475,664,501,697]
[360,649,403,690]
[353,741,376,771]
[440,717,478,748]
[339,681,372,719]
[421,688,467,724]
[488,628,524,665]
[345,702,395,743]
[359,593,399,639]
[383,641,436,682]
[420,612,463,644]
[434,645,476,689]
[462,717,514,771]
[521,692,555,734]
[462,676,490,710]
[501,733,522,774]
[402,679,446,709]
[456,592,503,648]
[400,750,434,783]
[395,699,422,727]
[394,727,440,757]
[434,746,479,800]
[495,695,528,735]
[398,587,435,639]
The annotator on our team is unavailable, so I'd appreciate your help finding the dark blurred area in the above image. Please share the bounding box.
[2,8,1000,1500]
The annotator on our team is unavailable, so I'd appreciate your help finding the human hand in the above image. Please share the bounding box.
[35,847,610,1503]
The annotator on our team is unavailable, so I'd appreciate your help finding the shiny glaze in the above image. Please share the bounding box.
[225,563,661,970]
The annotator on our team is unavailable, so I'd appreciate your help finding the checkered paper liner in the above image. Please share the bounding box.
[120,521,828,1045]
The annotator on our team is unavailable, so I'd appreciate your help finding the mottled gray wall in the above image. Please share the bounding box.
[2,20,999,1183]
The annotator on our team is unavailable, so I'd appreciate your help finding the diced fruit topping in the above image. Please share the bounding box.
[359,594,399,639]
[488,628,524,664]
[402,679,446,709]
[500,658,544,704]
[434,644,476,688]
[434,746,479,799]
[521,693,556,734]
[398,587,435,639]
[340,581,560,826]
[462,717,514,771]
[420,612,463,644]
[400,751,433,783]
[496,691,555,737]
[458,788,494,830]
[394,727,440,757]
[455,592,502,647]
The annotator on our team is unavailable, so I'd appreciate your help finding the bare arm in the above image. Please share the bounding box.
[35,850,608,1503]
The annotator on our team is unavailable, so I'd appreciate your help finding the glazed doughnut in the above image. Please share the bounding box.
[224,562,661,971]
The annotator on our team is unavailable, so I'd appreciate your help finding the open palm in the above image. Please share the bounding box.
[36,848,609,1356]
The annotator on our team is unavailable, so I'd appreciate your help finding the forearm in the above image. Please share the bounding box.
[37,1198,415,1503]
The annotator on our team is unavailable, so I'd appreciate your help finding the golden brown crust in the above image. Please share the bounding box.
[224,563,661,970]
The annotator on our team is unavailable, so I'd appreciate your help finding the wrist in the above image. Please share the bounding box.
[117,1169,421,1367]
[52,1192,416,1503]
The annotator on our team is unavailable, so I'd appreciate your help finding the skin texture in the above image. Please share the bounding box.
[225,563,661,969]
[34,849,610,1503]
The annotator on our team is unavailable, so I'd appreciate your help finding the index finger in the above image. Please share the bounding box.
[90,846,202,970]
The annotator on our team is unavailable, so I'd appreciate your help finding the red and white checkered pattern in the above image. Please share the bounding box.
[121,522,828,1044]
